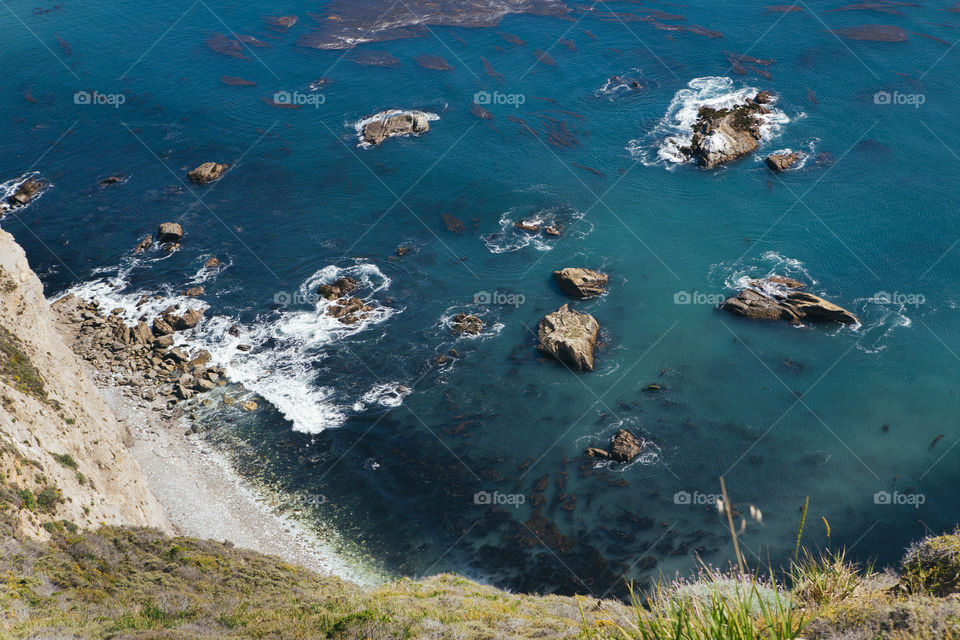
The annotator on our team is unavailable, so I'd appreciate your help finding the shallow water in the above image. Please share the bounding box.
[3,0,959,596]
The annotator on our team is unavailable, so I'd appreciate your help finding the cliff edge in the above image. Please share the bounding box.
[0,229,170,538]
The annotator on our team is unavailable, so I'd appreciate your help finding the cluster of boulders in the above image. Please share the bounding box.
[536,268,609,372]
[514,220,561,236]
[134,222,187,255]
[50,295,257,409]
[361,111,431,146]
[451,313,483,335]
[721,276,859,325]
[318,276,375,325]
[680,91,772,169]
[586,429,647,463]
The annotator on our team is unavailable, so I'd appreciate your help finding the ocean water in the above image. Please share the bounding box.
[3,0,960,596]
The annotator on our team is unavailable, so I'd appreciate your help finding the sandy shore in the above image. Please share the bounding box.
[98,383,376,585]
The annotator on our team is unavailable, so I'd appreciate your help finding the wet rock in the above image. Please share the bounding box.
[204,257,222,269]
[554,268,609,298]
[684,96,770,168]
[134,235,153,254]
[156,222,183,243]
[451,313,483,335]
[544,225,561,236]
[175,383,194,400]
[188,162,227,184]
[153,334,174,348]
[327,298,373,324]
[165,347,190,363]
[99,175,125,186]
[236,344,252,351]
[514,220,540,233]
[721,278,859,325]
[152,317,175,336]
[362,111,430,146]
[227,325,241,337]
[241,400,258,411]
[537,304,599,371]
[609,429,644,462]
[753,90,773,104]
[196,378,216,392]
[318,276,358,300]
[765,152,802,172]
[396,246,410,257]
[184,286,205,297]
[6,177,43,208]
[585,447,610,459]
[172,308,204,330]
[132,321,154,344]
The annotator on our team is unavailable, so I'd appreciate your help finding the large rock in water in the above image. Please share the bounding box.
[765,152,802,172]
[609,429,645,462]
[537,304,599,371]
[553,268,609,298]
[188,162,227,184]
[721,278,859,325]
[362,111,430,146]
[682,96,770,168]
[5,177,43,208]
[156,222,183,243]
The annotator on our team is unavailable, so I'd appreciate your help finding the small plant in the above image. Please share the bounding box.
[900,532,960,596]
[35,486,61,512]
[52,452,78,469]
[17,488,37,510]
[790,549,863,606]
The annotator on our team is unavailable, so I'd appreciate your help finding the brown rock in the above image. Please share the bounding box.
[152,317,175,336]
[537,304,600,371]
[721,288,798,322]
[554,268,609,298]
[514,220,540,232]
[544,226,561,236]
[188,162,227,184]
[609,429,645,462]
[6,177,43,207]
[362,112,430,146]
[241,400,258,411]
[132,321,154,344]
[585,447,610,459]
[754,90,773,104]
[318,276,358,300]
[451,313,483,335]
[184,286,205,297]
[327,297,372,324]
[173,308,204,330]
[765,152,802,172]
[156,222,183,243]
[134,235,153,254]
[204,257,222,269]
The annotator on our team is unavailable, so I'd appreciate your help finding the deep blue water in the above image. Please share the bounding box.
[4,0,960,596]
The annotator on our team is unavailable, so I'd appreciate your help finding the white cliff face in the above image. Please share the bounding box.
[0,229,170,538]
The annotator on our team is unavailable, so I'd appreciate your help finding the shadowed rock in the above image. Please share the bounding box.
[765,152,802,172]
[554,268,609,298]
[538,304,599,371]
[188,162,227,184]
[156,223,183,243]
[451,313,483,335]
[722,278,859,325]
[362,111,430,146]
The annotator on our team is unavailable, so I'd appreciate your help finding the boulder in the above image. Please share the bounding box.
[683,98,770,168]
[204,257,222,269]
[765,152,802,172]
[609,429,645,462]
[134,235,153,254]
[188,162,227,184]
[241,400,258,412]
[172,308,204,330]
[318,276,358,300]
[537,304,600,371]
[152,317,175,336]
[132,321,154,344]
[544,225,561,236]
[721,278,859,325]
[585,447,610,459]
[156,222,183,243]
[514,220,540,232]
[451,313,483,335]
[554,268,609,298]
[6,177,43,207]
[753,90,773,104]
[327,298,372,324]
[362,112,430,146]
[184,286,205,297]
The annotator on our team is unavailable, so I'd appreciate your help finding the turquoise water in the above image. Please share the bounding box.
[3,0,960,595]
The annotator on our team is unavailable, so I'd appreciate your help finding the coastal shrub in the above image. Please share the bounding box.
[0,324,46,401]
[16,488,36,511]
[51,453,78,469]
[34,486,60,512]
[901,532,960,596]
[790,549,862,606]
[583,571,805,640]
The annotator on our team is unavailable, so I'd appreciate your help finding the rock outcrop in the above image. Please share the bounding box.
[318,277,358,300]
[554,268,609,298]
[721,278,859,325]
[537,304,599,371]
[157,222,183,243]
[362,111,430,146]
[188,162,227,184]
[451,313,483,335]
[0,230,170,538]
[765,152,802,172]
[4,177,44,209]
[585,429,646,463]
[680,95,772,168]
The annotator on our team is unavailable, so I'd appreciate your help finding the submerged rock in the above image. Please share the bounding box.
[537,304,599,371]
[188,162,227,184]
[554,268,609,298]
[133,235,153,254]
[765,152,802,172]
[721,278,859,325]
[362,111,430,146]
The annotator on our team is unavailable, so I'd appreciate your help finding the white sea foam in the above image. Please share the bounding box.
[593,68,654,100]
[352,382,412,411]
[0,172,48,218]
[482,206,589,254]
[709,250,816,294]
[628,76,791,168]
[352,109,440,148]
[189,263,398,434]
